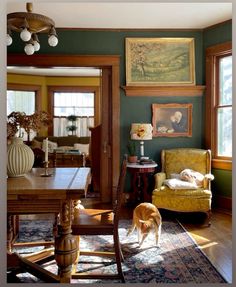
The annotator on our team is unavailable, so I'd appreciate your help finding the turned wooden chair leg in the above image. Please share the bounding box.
[119,243,124,262]
[114,231,125,283]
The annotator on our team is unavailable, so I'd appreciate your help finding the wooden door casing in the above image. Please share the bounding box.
[7,54,120,204]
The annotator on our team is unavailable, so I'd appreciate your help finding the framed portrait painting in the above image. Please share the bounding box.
[126,37,195,86]
[152,103,192,137]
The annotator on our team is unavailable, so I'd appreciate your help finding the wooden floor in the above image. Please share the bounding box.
[180,210,232,283]
[18,199,233,283]
[83,199,232,283]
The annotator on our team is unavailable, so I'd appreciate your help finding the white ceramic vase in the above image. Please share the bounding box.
[7,137,34,177]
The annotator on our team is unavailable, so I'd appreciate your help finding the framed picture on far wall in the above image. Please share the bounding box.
[126,37,195,86]
[152,103,192,137]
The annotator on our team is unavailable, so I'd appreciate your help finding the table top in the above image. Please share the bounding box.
[7,167,91,199]
[127,162,158,169]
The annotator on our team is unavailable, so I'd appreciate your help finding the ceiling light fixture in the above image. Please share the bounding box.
[7,2,58,55]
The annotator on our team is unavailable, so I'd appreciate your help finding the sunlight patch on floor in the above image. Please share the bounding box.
[199,241,218,249]
[188,232,210,243]
[189,232,218,249]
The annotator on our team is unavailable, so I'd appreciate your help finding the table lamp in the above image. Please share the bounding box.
[130,123,153,159]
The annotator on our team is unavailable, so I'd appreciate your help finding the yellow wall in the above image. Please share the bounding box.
[7,73,100,111]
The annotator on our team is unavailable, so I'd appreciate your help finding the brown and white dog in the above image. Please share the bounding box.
[127,202,162,247]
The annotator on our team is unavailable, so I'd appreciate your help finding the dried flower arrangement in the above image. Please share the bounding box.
[7,111,51,140]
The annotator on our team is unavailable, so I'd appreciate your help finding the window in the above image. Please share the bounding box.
[48,86,100,137]
[216,56,232,157]
[7,90,35,115]
[205,42,232,170]
[7,84,40,140]
[54,92,94,117]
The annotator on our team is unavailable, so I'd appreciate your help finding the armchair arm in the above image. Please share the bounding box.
[203,173,214,189]
[154,172,167,189]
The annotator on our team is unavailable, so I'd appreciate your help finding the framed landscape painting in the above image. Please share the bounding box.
[126,38,195,86]
[152,103,192,137]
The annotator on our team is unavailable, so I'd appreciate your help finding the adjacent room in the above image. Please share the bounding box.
[5,1,232,284]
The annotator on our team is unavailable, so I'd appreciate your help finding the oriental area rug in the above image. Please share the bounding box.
[8,219,227,283]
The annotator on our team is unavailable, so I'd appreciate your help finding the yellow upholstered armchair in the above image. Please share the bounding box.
[152,148,214,225]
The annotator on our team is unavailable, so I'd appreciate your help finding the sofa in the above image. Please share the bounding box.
[32,135,90,148]
[30,136,91,167]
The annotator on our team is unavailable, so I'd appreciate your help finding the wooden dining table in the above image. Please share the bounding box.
[7,167,91,283]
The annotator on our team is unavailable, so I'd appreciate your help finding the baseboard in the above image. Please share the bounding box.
[212,195,232,212]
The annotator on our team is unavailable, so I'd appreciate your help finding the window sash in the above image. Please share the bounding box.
[52,91,95,136]
[53,116,94,137]
[53,92,94,117]
[7,90,36,115]
[205,42,232,170]
[216,106,232,158]
[215,53,232,159]
[219,55,232,106]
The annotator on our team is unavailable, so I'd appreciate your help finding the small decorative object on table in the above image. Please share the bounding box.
[7,111,51,142]
[7,111,51,177]
[41,138,53,177]
[139,158,156,165]
[40,161,53,177]
[130,123,153,159]
[127,141,138,163]
[7,137,34,177]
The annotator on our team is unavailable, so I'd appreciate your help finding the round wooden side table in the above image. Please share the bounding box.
[127,162,158,203]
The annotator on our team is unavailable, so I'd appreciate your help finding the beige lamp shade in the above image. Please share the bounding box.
[130,123,153,140]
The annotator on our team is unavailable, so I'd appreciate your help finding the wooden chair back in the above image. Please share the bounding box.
[113,157,127,226]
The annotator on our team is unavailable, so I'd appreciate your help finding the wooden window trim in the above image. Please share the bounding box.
[48,85,100,136]
[212,159,232,170]
[7,83,41,111]
[205,42,232,171]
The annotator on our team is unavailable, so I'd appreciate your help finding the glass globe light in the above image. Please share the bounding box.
[24,43,34,55]
[20,28,31,42]
[48,35,58,47]
[33,41,40,51]
[7,34,13,46]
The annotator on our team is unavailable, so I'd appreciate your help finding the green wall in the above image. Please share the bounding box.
[8,22,232,199]
[212,169,232,198]
[203,20,232,50]
[8,29,205,162]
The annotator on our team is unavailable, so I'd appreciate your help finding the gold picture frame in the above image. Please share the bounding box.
[126,38,195,86]
[152,103,192,137]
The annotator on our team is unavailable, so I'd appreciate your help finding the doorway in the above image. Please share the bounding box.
[7,54,120,203]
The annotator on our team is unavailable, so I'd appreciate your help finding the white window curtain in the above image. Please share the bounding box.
[53,117,94,137]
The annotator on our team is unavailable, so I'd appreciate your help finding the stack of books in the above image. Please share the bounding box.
[139,159,156,165]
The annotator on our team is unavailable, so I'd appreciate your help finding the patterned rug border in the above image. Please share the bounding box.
[175,219,227,283]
